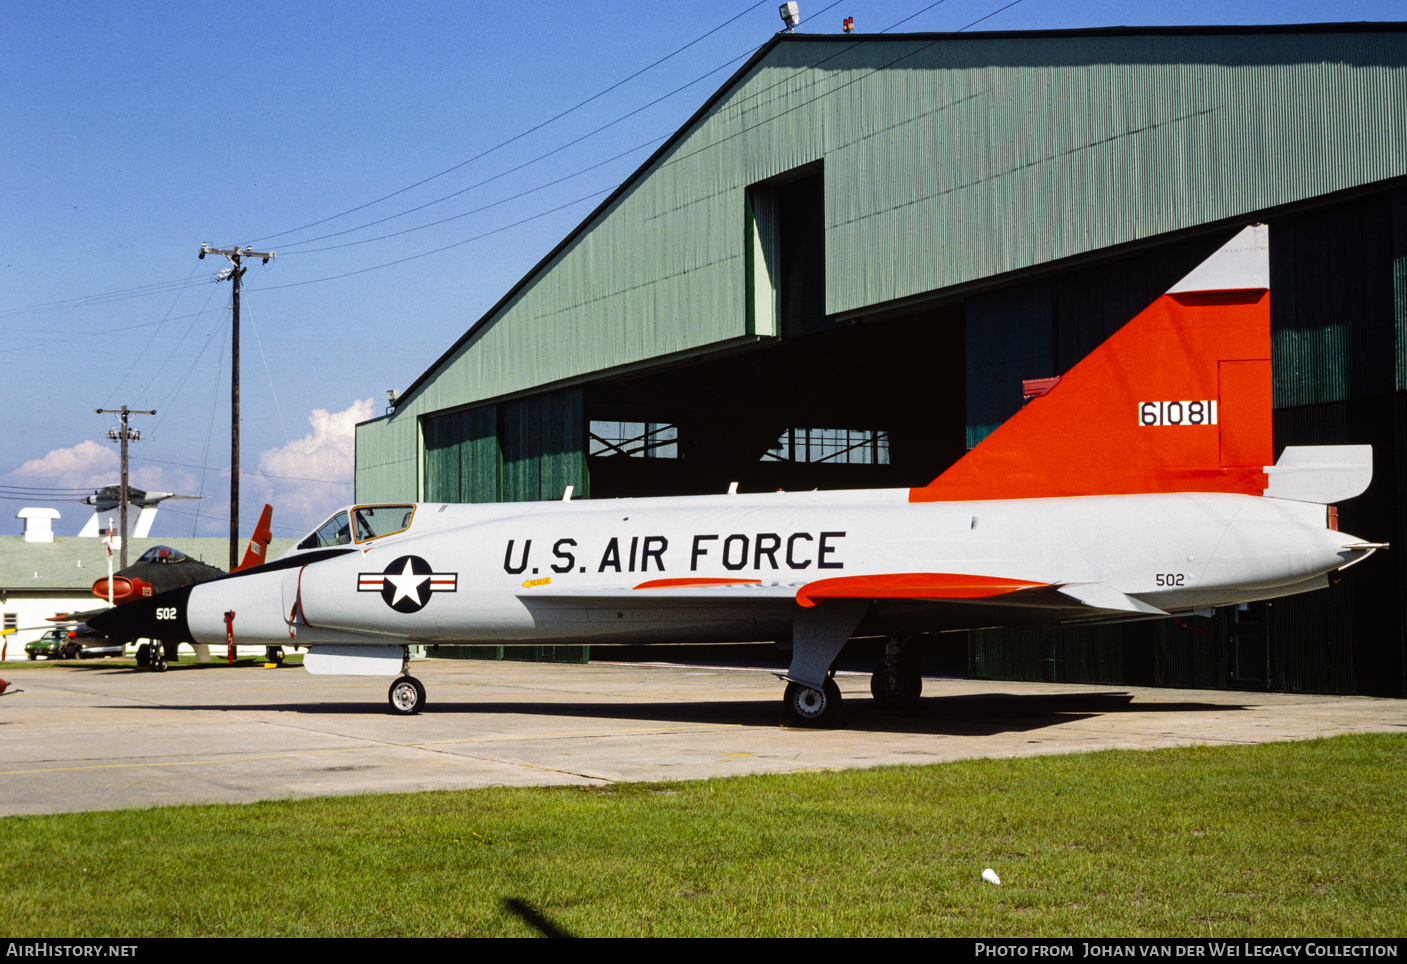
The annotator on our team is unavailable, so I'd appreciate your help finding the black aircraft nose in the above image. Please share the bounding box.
[88,585,195,644]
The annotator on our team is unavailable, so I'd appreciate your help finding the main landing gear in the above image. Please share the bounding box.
[870,635,922,708]
[783,677,842,726]
[137,641,177,672]
[387,647,425,715]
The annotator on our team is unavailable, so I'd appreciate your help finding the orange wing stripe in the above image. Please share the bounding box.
[635,577,763,590]
[796,573,1047,608]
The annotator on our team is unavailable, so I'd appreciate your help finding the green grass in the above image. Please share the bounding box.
[2,734,1403,937]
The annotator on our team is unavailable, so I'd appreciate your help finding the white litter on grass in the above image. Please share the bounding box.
[982,868,1001,886]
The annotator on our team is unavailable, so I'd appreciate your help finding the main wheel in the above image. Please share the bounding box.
[135,643,150,668]
[388,675,426,715]
[149,644,168,673]
[784,678,842,727]
[870,665,923,706]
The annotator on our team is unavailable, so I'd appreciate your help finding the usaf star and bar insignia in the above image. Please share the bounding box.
[358,555,458,613]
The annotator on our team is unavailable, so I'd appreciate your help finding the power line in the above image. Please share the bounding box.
[102,261,204,411]
[248,0,773,247]
[957,0,1025,31]
[1,3,849,318]
[280,135,666,255]
[883,0,951,33]
[0,276,208,320]
[2,0,975,315]
[135,455,354,486]
[273,44,762,254]
[253,188,615,291]
[275,2,858,255]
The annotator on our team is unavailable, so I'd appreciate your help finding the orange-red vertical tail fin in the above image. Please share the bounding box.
[911,225,1272,502]
[233,504,274,572]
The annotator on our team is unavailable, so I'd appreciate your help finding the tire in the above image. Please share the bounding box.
[135,643,150,668]
[388,676,426,715]
[784,678,842,727]
[870,665,923,706]
[150,645,167,673]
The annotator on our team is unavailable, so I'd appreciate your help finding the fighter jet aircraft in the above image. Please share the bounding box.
[90,226,1385,723]
[74,505,275,669]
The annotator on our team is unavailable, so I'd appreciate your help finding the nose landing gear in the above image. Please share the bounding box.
[388,675,426,715]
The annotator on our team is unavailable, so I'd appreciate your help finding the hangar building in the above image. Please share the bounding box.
[355,24,1407,698]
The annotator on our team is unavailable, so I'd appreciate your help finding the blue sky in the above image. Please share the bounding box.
[2,0,1403,542]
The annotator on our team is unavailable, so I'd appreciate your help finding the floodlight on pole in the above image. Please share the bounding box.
[779,2,800,32]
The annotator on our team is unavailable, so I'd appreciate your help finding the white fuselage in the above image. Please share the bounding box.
[174,489,1362,650]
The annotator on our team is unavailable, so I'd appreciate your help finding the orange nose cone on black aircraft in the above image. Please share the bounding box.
[89,228,1388,724]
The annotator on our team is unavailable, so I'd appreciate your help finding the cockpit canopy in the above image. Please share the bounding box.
[136,546,187,564]
[297,505,415,551]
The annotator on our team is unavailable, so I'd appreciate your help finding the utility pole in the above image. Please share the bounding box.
[199,244,275,570]
[95,405,156,569]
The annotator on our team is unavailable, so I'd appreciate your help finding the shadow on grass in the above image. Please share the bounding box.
[99,689,1246,737]
[502,898,574,938]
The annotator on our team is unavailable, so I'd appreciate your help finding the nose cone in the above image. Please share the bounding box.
[87,585,194,643]
[91,575,149,605]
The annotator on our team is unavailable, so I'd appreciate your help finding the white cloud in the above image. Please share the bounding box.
[13,439,117,487]
[256,398,374,530]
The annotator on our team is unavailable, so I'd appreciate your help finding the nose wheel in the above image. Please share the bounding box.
[388,675,426,715]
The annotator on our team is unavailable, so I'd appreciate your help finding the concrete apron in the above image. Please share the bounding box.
[0,658,1403,816]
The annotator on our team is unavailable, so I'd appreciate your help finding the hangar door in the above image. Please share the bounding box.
[421,387,589,504]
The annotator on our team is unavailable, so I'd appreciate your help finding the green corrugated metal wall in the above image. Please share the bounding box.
[969,188,1407,697]
[424,404,499,502]
[422,390,589,505]
[964,283,1052,449]
[357,29,1407,504]
[500,391,590,503]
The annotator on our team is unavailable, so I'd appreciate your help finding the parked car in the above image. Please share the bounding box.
[24,628,124,660]
[25,629,78,660]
